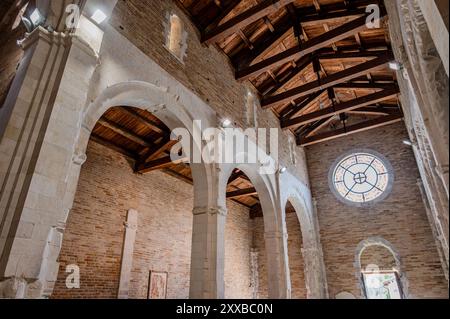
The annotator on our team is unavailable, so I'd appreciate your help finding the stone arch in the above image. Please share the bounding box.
[355,237,408,298]
[219,161,288,298]
[47,80,216,298]
[280,173,327,299]
[77,81,211,208]
[219,163,278,233]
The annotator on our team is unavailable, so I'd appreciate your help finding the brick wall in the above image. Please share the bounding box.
[0,1,25,111]
[109,0,309,185]
[306,122,449,299]
[286,210,307,299]
[252,211,307,299]
[52,141,253,299]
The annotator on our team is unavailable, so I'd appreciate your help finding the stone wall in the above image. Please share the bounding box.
[252,210,307,299]
[52,140,253,299]
[306,122,449,299]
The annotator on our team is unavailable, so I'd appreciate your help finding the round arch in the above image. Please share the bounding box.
[355,237,408,298]
[219,163,278,233]
[280,174,327,299]
[77,81,211,208]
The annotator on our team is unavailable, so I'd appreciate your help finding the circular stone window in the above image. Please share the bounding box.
[329,150,394,207]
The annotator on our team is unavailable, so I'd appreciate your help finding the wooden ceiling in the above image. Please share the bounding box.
[176,0,403,146]
[92,106,263,212]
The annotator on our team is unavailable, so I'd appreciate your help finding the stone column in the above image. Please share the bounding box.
[189,206,227,299]
[0,15,102,298]
[264,230,290,299]
[118,209,138,299]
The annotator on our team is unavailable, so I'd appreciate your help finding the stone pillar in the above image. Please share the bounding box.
[118,209,138,299]
[0,15,102,298]
[189,206,227,299]
[264,230,290,299]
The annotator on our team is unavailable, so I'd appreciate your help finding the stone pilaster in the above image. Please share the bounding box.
[118,209,139,299]
[0,14,102,298]
[189,206,227,299]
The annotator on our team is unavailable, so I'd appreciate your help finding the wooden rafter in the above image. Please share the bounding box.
[90,134,136,160]
[298,112,404,146]
[233,14,293,68]
[116,106,166,134]
[136,156,188,174]
[97,118,152,148]
[227,187,258,199]
[204,0,242,32]
[262,54,394,109]
[202,0,295,44]
[280,90,325,120]
[236,13,387,81]
[282,87,400,129]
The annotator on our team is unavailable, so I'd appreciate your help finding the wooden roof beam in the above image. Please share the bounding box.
[236,12,386,81]
[116,106,166,134]
[227,187,258,199]
[298,112,404,146]
[97,118,152,148]
[262,54,393,109]
[280,90,325,120]
[136,156,188,174]
[202,0,295,44]
[281,87,400,129]
[90,134,136,160]
[233,14,293,68]
[204,0,242,32]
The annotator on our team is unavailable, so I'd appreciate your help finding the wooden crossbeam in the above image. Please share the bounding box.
[298,113,404,146]
[236,13,386,81]
[334,82,397,90]
[97,118,152,148]
[136,156,188,174]
[205,0,242,32]
[90,134,136,160]
[140,136,178,163]
[227,187,258,199]
[262,54,313,96]
[262,54,393,109]
[281,87,400,129]
[280,90,325,120]
[347,106,400,116]
[258,48,391,95]
[317,50,391,60]
[116,107,165,134]
[202,0,295,44]
[233,14,293,68]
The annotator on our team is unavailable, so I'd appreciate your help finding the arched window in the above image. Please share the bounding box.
[356,238,405,299]
[329,149,394,206]
[165,14,187,62]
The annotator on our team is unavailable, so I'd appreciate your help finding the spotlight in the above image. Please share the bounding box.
[221,118,232,128]
[29,9,43,26]
[279,167,287,174]
[403,139,413,146]
[91,9,107,24]
[389,61,402,71]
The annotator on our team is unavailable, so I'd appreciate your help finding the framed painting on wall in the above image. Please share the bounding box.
[148,271,168,299]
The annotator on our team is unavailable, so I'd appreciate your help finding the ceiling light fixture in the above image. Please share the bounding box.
[29,8,43,26]
[221,119,232,128]
[279,167,287,174]
[403,139,413,146]
[389,61,402,71]
[91,9,107,24]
